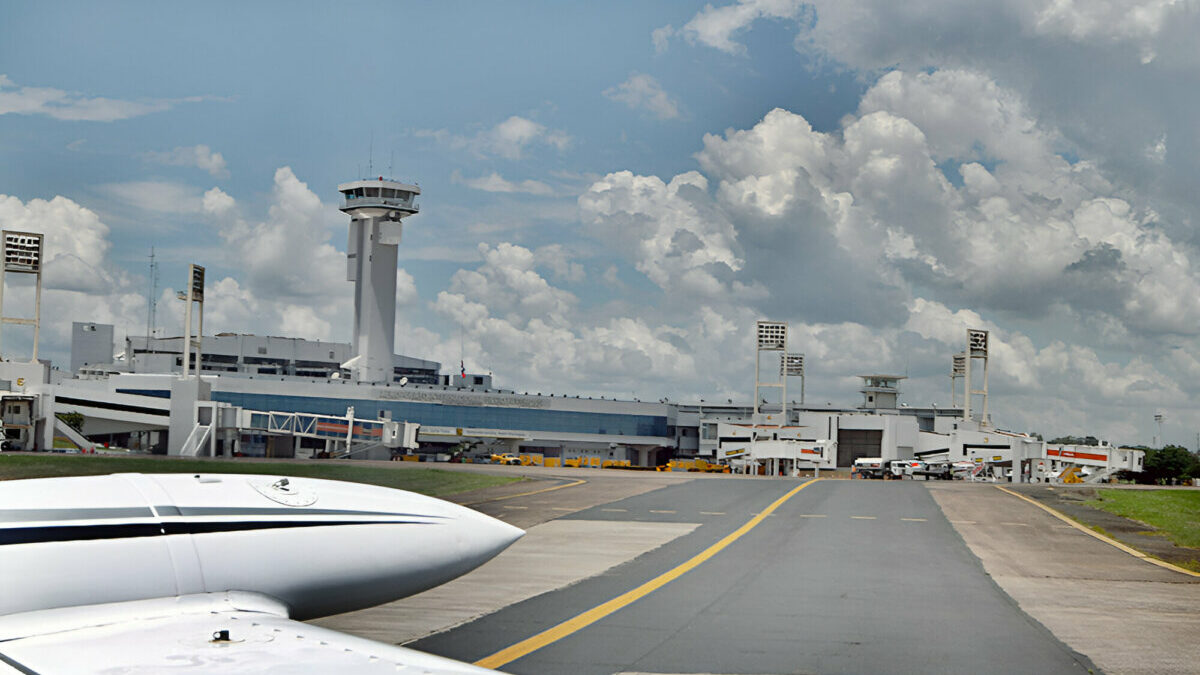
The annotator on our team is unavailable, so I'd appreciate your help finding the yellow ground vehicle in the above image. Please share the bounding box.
[489,453,521,465]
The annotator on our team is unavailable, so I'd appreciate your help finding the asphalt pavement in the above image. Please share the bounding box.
[412,479,1097,675]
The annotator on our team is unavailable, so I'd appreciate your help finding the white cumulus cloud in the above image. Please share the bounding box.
[604,73,682,120]
[0,74,216,122]
[143,145,229,178]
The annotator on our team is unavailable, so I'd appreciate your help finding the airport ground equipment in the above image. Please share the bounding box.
[1059,466,1085,484]
[853,457,886,479]
[0,472,522,673]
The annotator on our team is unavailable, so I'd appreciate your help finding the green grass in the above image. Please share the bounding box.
[1087,489,1200,549]
[0,454,522,497]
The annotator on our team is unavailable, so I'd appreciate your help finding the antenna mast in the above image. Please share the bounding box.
[146,247,158,338]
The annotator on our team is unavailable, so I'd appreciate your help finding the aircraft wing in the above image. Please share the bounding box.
[0,593,497,674]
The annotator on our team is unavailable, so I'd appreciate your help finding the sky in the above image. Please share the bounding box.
[2,0,1200,448]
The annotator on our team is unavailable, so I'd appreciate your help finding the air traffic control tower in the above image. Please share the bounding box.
[338,177,420,383]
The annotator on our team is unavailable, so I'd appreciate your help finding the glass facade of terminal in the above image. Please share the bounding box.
[208,391,669,438]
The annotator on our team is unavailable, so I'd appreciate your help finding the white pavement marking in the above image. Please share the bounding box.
[601,508,628,512]
[699,511,725,515]
[505,505,528,510]
[649,510,677,514]
[314,520,699,645]
[901,518,927,522]
[550,507,576,512]
[851,516,877,520]
[798,514,826,518]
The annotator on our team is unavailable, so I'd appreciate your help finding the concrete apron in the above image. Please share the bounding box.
[312,519,699,645]
[928,482,1200,675]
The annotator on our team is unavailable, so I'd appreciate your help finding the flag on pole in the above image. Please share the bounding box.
[460,360,466,379]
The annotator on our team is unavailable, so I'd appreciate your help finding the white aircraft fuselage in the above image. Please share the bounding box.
[0,472,524,620]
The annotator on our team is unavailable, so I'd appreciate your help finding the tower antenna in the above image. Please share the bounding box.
[368,131,374,176]
[388,149,394,179]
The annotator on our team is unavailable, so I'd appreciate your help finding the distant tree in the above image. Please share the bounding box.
[1142,445,1195,484]
[56,412,84,433]
[1048,435,1101,446]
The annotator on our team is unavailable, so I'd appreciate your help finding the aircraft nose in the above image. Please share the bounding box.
[454,505,524,562]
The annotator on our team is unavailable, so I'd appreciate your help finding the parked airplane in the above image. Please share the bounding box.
[0,472,524,673]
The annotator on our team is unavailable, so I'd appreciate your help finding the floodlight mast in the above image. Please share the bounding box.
[963,329,989,427]
[179,264,205,380]
[338,178,421,384]
[754,321,787,421]
[950,352,966,408]
[0,231,44,363]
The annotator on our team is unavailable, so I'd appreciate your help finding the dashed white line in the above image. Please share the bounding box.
[699,511,725,515]
[1000,522,1033,526]
[550,507,576,512]
[504,505,528,510]
[851,516,877,520]
[901,517,927,522]
[600,508,627,512]
[649,510,677,514]
[798,514,827,518]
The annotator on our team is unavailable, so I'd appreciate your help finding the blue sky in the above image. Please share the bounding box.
[4,0,1200,446]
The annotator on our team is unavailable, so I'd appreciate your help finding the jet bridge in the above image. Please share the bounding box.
[181,401,418,459]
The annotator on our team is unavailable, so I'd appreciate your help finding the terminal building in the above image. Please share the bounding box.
[0,181,1145,481]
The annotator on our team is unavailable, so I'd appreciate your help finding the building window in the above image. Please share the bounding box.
[473,376,484,385]
[257,347,268,355]
[701,423,717,440]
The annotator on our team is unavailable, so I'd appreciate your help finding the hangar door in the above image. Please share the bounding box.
[838,429,882,467]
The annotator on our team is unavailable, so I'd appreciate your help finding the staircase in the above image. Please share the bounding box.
[178,423,213,457]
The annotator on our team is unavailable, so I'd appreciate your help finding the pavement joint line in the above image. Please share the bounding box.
[473,478,821,670]
[994,485,1200,578]
[900,517,927,522]
[850,516,877,520]
[461,478,587,506]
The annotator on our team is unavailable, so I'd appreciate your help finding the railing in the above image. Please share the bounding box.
[342,195,419,212]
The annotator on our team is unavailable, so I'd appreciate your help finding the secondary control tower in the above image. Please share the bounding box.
[338,177,420,383]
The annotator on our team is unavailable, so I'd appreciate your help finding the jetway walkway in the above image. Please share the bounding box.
[181,402,418,458]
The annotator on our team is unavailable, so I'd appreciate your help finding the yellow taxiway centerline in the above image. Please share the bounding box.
[994,485,1200,578]
[474,478,820,669]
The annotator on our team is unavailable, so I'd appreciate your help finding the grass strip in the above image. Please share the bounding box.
[1087,489,1200,550]
[0,454,520,497]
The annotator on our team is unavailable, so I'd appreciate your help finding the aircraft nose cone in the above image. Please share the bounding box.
[443,503,524,569]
